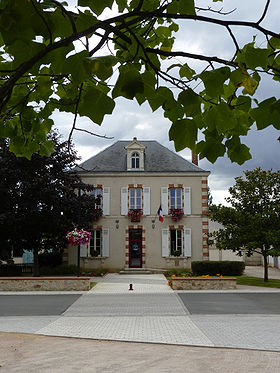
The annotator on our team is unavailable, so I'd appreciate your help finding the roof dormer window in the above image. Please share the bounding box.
[125,137,146,171]
[131,152,140,169]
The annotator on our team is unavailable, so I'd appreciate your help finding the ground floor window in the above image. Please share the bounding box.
[162,227,191,258]
[90,229,102,257]
[170,229,183,256]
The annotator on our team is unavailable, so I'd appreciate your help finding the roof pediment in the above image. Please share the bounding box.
[124,137,146,150]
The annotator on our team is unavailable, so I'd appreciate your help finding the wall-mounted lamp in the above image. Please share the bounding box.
[152,219,155,229]
[115,219,119,229]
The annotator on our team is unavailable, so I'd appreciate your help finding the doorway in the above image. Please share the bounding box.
[129,228,142,268]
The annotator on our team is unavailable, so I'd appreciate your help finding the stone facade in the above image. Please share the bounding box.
[172,277,237,290]
[0,277,91,291]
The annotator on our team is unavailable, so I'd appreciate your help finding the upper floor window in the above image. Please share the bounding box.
[170,188,182,209]
[90,188,102,209]
[129,187,142,209]
[131,152,140,169]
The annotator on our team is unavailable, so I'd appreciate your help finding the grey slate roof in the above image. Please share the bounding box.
[75,140,208,173]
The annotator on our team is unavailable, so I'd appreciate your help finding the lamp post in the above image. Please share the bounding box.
[77,185,81,277]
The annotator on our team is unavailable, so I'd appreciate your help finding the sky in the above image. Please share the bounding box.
[54,0,280,205]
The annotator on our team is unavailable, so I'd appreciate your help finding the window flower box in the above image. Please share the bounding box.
[169,208,184,221]
[128,209,143,222]
[92,208,103,222]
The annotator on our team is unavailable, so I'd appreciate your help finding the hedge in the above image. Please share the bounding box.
[191,261,245,276]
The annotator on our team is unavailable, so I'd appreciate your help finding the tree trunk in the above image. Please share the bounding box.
[263,254,268,282]
[33,247,40,277]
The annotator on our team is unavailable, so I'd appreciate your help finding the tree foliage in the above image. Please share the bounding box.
[209,168,280,281]
[0,131,98,275]
[0,0,279,163]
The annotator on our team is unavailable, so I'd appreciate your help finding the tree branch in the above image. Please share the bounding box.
[75,128,114,139]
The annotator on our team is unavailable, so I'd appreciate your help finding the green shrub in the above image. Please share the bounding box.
[191,261,245,276]
[39,250,63,268]
[164,268,192,277]
[39,264,77,275]
[81,268,107,276]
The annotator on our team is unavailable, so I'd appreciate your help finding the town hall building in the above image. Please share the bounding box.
[66,138,210,272]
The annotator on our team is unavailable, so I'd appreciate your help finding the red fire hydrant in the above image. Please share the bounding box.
[129,283,133,291]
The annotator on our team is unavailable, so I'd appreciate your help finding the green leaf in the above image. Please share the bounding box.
[167,0,195,15]
[226,137,252,165]
[164,101,184,122]
[87,55,117,81]
[116,0,127,12]
[244,46,269,69]
[178,89,201,116]
[196,135,226,163]
[147,87,174,112]
[179,64,195,79]
[200,67,230,97]
[169,118,197,151]
[78,0,113,15]
[63,51,91,84]
[39,140,55,157]
[251,97,280,130]
[112,69,144,100]
[268,36,280,49]
[79,86,115,124]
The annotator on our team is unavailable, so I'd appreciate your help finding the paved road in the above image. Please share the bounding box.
[0,294,81,316]
[1,292,280,316]
[178,293,280,314]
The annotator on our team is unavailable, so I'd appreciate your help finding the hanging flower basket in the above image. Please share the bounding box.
[169,208,184,222]
[128,209,143,222]
[92,208,103,222]
[66,228,92,246]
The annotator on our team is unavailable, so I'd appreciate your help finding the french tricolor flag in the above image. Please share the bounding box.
[157,205,164,222]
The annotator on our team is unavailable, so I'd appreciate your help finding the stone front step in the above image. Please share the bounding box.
[119,269,152,275]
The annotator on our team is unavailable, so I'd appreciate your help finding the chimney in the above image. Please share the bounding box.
[192,150,198,166]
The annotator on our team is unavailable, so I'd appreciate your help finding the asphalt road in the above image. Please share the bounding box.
[178,293,280,314]
[0,295,81,316]
[1,293,280,316]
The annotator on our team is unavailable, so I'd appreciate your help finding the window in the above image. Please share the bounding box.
[170,188,182,209]
[129,188,142,209]
[170,229,183,256]
[90,230,102,257]
[90,188,102,209]
[131,152,140,169]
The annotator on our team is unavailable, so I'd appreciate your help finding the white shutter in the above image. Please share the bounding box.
[143,187,150,215]
[184,187,191,215]
[121,187,128,215]
[184,228,192,257]
[80,243,88,257]
[102,228,109,257]
[161,187,168,215]
[103,187,110,215]
[162,229,169,257]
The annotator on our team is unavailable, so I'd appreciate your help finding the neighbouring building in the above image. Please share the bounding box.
[65,138,210,272]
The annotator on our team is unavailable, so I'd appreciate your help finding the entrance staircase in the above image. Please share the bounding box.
[119,268,164,275]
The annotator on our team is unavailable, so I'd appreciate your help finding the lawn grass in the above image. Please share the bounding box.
[90,282,97,289]
[237,276,280,288]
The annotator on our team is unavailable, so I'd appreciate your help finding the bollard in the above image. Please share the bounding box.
[129,283,133,291]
